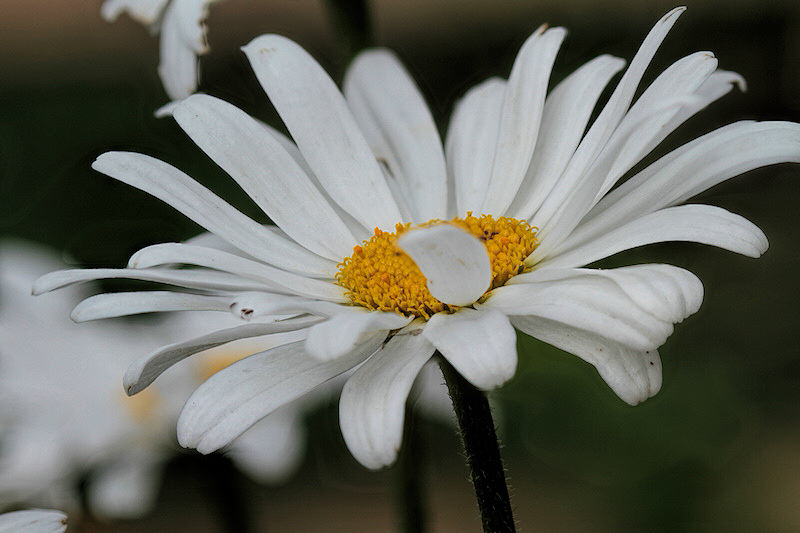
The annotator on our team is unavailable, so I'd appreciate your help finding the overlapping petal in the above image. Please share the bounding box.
[177,333,386,453]
[128,243,346,301]
[242,34,402,231]
[480,25,566,214]
[304,310,413,361]
[92,152,332,275]
[486,265,702,352]
[345,49,448,222]
[423,308,517,390]
[511,315,662,405]
[397,224,491,306]
[124,315,322,395]
[529,7,686,247]
[173,94,357,260]
[508,54,627,221]
[71,291,232,322]
[539,204,768,269]
[339,323,435,469]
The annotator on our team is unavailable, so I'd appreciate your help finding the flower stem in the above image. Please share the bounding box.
[437,353,516,532]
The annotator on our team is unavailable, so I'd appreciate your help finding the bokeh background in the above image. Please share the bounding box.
[3,0,800,530]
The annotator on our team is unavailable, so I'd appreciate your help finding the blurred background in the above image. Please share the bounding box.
[2,0,800,531]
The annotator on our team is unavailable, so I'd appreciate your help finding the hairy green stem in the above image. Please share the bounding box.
[438,354,516,532]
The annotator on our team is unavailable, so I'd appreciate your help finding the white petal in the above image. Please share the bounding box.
[530,93,699,260]
[124,315,322,395]
[445,77,506,215]
[344,49,447,221]
[258,120,372,241]
[529,7,685,242]
[511,315,662,405]
[242,35,402,231]
[228,292,348,321]
[92,152,333,275]
[174,94,357,260]
[542,204,769,269]
[33,267,269,295]
[509,54,627,221]
[510,263,703,325]
[129,243,346,301]
[339,323,435,469]
[593,51,719,199]
[423,308,517,391]
[305,310,413,361]
[397,224,491,306]
[154,100,180,118]
[657,69,745,135]
[485,269,680,351]
[0,510,67,533]
[481,26,567,215]
[564,121,800,250]
[71,291,232,322]
[178,333,386,453]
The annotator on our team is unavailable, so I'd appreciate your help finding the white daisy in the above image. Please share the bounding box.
[35,7,800,470]
[0,509,67,533]
[101,0,219,100]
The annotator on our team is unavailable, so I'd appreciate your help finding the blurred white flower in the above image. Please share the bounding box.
[0,240,177,518]
[101,0,219,100]
[35,7,800,470]
[0,509,67,533]
[0,241,331,518]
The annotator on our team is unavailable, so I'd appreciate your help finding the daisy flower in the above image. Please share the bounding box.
[0,509,67,533]
[101,0,219,100]
[35,7,800,470]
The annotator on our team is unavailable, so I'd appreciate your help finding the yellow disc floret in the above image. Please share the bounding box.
[336,213,538,318]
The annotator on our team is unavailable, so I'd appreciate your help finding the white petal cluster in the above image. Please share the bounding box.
[0,241,331,515]
[36,8,800,470]
[0,509,67,533]
[101,0,219,100]
[0,241,171,518]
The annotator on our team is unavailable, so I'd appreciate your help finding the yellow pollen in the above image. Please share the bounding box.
[336,213,538,318]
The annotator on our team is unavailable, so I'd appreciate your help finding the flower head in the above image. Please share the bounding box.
[36,7,800,469]
[102,0,219,100]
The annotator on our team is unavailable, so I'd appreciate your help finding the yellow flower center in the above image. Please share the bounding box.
[336,213,538,318]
